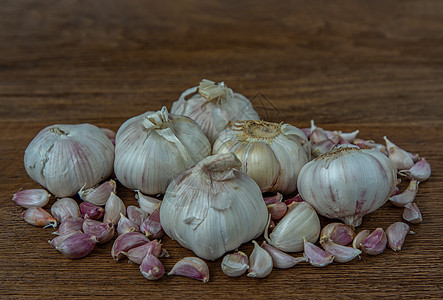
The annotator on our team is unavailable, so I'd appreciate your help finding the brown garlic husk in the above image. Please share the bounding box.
[320,237,361,263]
[403,203,422,224]
[261,241,307,269]
[22,207,57,228]
[386,222,413,251]
[140,251,165,280]
[12,188,51,208]
[82,215,115,244]
[221,251,249,277]
[140,208,164,239]
[53,216,84,235]
[168,257,210,283]
[352,230,370,249]
[263,193,283,205]
[52,232,98,259]
[399,157,431,182]
[78,179,116,206]
[303,237,334,267]
[383,136,414,170]
[51,198,81,223]
[103,192,126,225]
[135,190,162,215]
[320,223,355,246]
[267,202,287,221]
[79,202,105,220]
[389,179,419,207]
[247,240,273,278]
[126,205,148,228]
[360,228,387,255]
[123,240,164,264]
[111,231,150,260]
[117,213,139,236]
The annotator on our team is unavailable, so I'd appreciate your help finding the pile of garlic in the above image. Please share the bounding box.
[13,79,431,282]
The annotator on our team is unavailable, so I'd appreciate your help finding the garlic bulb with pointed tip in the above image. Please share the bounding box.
[24,124,114,197]
[171,79,260,144]
[114,106,211,195]
[213,120,310,194]
[160,153,268,260]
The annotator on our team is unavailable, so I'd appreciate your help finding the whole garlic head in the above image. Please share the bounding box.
[171,79,260,144]
[213,120,310,194]
[24,124,114,197]
[297,147,397,227]
[114,106,211,195]
[160,153,268,260]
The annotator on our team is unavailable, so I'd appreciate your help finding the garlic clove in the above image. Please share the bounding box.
[386,222,412,251]
[320,223,356,246]
[303,237,334,267]
[263,193,283,205]
[267,202,287,221]
[53,216,84,235]
[389,179,419,207]
[353,138,387,155]
[117,213,139,236]
[51,198,81,223]
[261,241,307,269]
[78,180,116,206]
[22,207,57,228]
[12,188,51,208]
[311,139,337,158]
[48,231,81,248]
[284,194,303,206]
[111,232,150,261]
[100,128,116,145]
[103,192,126,225]
[320,238,361,263]
[309,120,328,144]
[82,215,115,244]
[126,205,148,228]
[352,230,370,249]
[53,232,98,259]
[383,136,414,170]
[399,157,431,182]
[123,240,163,264]
[135,190,162,215]
[360,228,387,255]
[140,208,164,239]
[168,257,210,283]
[79,201,105,220]
[403,203,423,224]
[247,241,273,278]
[140,251,165,280]
[221,251,249,277]
[338,130,359,143]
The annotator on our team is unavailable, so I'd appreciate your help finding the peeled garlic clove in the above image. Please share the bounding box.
[140,208,164,239]
[389,179,419,207]
[265,202,320,252]
[399,157,431,182]
[53,216,84,235]
[135,191,161,215]
[261,241,307,269]
[263,193,283,205]
[352,230,370,249]
[360,228,387,255]
[12,188,51,208]
[383,136,414,170]
[79,201,105,220]
[320,223,355,246]
[103,192,126,225]
[320,238,361,263]
[168,257,210,283]
[22,207,57,228]
[82,215,115,244]
[117,213,138,236]
[78,180,116,206]
[221,251,249,277]
[403,203,422,224]
[386,222,411,251]
[247,241,273,278]
[111,232,150,261]
[140,251,165,280]
[123,240,163,264]
[54,232,98,259]
[303,237,334,267]
[51,198,80,223]
[267,202,287,221]
[127,205,148,228]
[100,128,116,145]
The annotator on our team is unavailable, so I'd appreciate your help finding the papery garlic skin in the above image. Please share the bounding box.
[171,79,260,144]
[213,120,310,194]
[24,124,114,197]
[298,147,397,227]
[114,107,211,195]
[160,153,268,260]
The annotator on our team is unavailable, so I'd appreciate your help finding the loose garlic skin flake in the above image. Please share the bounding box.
[298,147,397,227]
[114,107,211,195]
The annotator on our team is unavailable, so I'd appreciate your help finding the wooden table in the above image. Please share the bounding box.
[1,0,442,298]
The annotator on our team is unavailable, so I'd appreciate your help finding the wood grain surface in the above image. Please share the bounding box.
[1,0,442,298]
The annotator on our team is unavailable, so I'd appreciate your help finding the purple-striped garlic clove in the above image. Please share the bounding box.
[303,237,334,267]
[221,251,249,277]
[263,193,283,205]
[353,138,387,155]
[311,139,336,158]
[267,202,287,221]
[100,128,116,146]
[140,251,165,280]
[386,222,413,251]
[399,157,431,182]
[79,201,105,220]
[127,205,148,228]
[352,230,370,249]
[117,213,139,236]
[389,179,419,207]
[320,223,355,246]
[168,257,210,283]
[53,216,84,235]
[104,192,126,225]
[284,194,303,206]
[261,241,307,269]
[247,240,273,278]
[309,120,328,144]
[51,198,80,223]
[135,190,162,215]
[111,231,150,260]
[78,180,116,206]
[48,231,81,248]
[140,208,164,239]
[403,203,422,224]
[82,215,115,244]
[383,136,414,170]
[12,188,51,208]
[320,237,361,263]
[123,240,163,264]
[360,228,387,255]
[54,232,98,259]
[22,207,57,228]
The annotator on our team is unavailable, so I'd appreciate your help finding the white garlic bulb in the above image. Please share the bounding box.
[213,120,310,194]
[24,124,114,197]
[171,79,260,144]
[114,106,211,195]
[297,147,397,227]
[160,153,268,260]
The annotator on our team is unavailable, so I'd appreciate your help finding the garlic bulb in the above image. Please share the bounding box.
[213,120,310,194]
[171,79,260,144]
[160,153,268,260]
[114,106,211,195]
[297,147,397,227]
[24,124,114,197]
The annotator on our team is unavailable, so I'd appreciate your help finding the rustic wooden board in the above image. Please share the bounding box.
[0,0,442,298]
